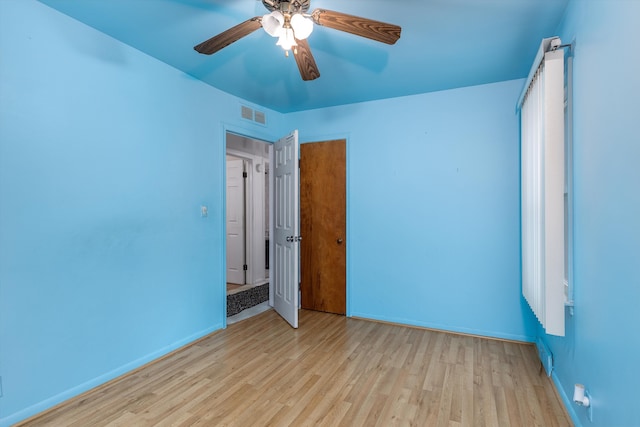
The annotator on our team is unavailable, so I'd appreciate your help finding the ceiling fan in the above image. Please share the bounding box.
[194,0,401,81]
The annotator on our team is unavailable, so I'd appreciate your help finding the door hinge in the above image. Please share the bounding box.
[242,171,248,178]
[243,264,248,271]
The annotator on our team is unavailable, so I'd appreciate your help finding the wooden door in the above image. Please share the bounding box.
[300,139,346,314]
[272,130,300,328]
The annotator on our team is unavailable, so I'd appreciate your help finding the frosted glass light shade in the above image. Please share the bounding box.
[262,11,284,37]
[290,13,313,40]
[276,28,297,51]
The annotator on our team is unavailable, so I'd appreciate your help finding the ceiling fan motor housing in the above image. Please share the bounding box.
[262,0,310,14]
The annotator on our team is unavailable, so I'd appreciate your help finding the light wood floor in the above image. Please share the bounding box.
[21,310,571,427]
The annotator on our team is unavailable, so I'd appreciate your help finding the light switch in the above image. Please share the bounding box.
[201,206,208,217]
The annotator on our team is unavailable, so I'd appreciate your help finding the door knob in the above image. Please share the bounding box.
[337,238,343,244]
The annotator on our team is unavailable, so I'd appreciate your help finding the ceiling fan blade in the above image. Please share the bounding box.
[311,9,401,45]
[194,17,262,55]
[293,39,320,81]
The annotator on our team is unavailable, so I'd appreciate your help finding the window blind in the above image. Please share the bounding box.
[519,39,566,337]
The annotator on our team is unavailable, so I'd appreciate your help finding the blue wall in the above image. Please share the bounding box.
[288,80,537,342]
[539,1,640,426]
[11,0,637,425]
[0,1,284,425]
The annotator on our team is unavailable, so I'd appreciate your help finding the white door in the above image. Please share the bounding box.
[272,130,299,328]
[226,157,246,285]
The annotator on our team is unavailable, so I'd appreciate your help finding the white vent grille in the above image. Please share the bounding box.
[241,105,253,120]
[240,105,267,125]
[254,110,266,125]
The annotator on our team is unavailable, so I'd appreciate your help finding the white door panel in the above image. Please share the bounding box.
[226,157,245,285]
[272,130,299,328]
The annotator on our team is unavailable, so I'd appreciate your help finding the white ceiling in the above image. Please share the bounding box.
[38,0,570,113]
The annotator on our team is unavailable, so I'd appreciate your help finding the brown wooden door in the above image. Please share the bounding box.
[300,139,346,315]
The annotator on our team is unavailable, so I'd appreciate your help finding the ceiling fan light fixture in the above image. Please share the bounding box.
[195,0,401,82]
[276,27,297,51]
[262,10,284,37]
[290,13,313,40]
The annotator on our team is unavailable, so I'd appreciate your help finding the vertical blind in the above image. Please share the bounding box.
[518,38,566,337]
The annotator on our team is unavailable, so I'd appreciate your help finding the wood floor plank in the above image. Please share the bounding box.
[19,309,571,427]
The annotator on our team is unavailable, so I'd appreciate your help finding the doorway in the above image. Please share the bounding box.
[300,139,347,315]
[225,132,345,325]
[225,133,270,316]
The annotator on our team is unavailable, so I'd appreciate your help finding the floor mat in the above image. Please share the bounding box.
[227,283,269,317]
